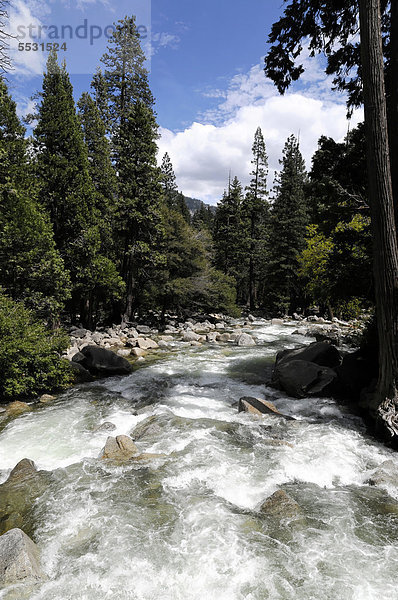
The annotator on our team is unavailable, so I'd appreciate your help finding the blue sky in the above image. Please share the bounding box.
[7,0,363,203]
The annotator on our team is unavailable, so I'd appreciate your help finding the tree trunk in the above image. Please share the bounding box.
[387,0,398,233]
[359,0,398,441]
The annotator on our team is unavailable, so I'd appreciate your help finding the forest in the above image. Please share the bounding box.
[0,16,375,402]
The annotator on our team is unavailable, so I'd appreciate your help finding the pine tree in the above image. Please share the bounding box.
[98,19,164,319]
[243,127,270,309]
[34,52,123,326]
[91,68,111,132]
[159,153,190,222]
[100,16,153,134]
[116,100,164,318]
[214,176,247,302]
[160,152,178,208]
[77,91,117,256]
[265,135,308,315]
[0,77,70,324]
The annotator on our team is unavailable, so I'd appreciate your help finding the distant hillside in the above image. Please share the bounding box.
[184,196,217,215]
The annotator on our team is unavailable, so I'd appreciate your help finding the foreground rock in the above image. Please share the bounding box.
[74,346,132,377]
[0,459,52,537]
[0,529,45,585]
[238,397,295,420]
[101,435,139,460]
[260,490,302,519]
[271,342,341,399]
[5,402,32,418]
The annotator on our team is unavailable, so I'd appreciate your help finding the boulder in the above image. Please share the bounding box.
[136,338,159,350]
[275,342,342,370]
[236,333,256,347]
[271,319,284,326]
[101,435,139,460]
[78,346,132,377]
[39,394,56,404]
[67,360,95,383]
[238,397,295,420]
[131,415,165,441]
[272,359,337,399]
[94,421,116,433]
[136,325,151,334]
[116,349,131,357]
[5,402,32,418]
[0,529,45,585]
[366,460,398,488]
[183,331,200,342]
[72,351,86,364]
[259,490,301,518]
[0,460,51,537]
[217,333,231,343]
[72,328,88,339]
[6,459,37,483]
[206,332,218,343]
[131,348,147,357]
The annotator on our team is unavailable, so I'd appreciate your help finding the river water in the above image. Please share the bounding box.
[1,321,398,600]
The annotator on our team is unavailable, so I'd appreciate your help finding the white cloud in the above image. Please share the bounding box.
[8,0,48,76]
[158,57,363,204]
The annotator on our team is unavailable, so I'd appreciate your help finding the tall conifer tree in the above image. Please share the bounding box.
[265,135,308,315]
[214,176,247,301]
[34,53,123,326]
[243,127,269,309]
[0,77,70,323]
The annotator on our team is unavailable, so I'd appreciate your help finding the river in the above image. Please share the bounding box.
[1,321,398,600]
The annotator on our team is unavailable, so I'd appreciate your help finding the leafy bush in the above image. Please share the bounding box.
[0,292,71,401]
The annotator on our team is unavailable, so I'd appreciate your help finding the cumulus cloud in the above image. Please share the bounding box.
[8,0,49,76]
[158,57,363,204]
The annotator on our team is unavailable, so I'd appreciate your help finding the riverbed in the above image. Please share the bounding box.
[1,321,398,600]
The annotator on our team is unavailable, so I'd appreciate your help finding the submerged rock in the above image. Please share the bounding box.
[0,528,45,585]
[101,435,139,460]
[259,490,302,519]
[238,397,294,420]
[94,421,117,433]
[366,460,398,488]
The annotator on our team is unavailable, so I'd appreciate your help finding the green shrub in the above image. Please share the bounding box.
[0,292,71,401]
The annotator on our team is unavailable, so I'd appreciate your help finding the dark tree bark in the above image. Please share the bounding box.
[387,0,398,232]
[359,0,398,440]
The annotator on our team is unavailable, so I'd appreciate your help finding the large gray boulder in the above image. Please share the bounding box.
[273,359,337,398]
[77,346,132,377]
[271,342,341,399]
[275,342,342,370]
[0,529,45,585]
[0,459,52,537]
